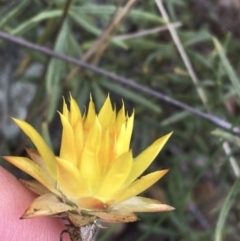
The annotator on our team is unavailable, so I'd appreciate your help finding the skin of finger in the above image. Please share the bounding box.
[0,167,70,241]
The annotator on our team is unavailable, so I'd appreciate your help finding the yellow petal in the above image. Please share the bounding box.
[21,193,74,218]
[97,151,132,197]
[80,117,101,192]
[98,95,114,128]
[59,113,77,165]
[62,97,69,119]
[116,112,134,155]
[113,170,169,203]
[114,196,174,212]
[123,132,172,187]
[116,103,125,133]
[20,179,50,196]
[3,156,57,194]
[98,127,118,176]
[74,120,84,162]
[56,157,89,197]
[84,97,96,130]
[116,123,126,156]
[12,118,56,178]
[69,95,82,127]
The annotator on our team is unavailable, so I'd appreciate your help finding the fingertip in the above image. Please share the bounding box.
[0,167,68,241]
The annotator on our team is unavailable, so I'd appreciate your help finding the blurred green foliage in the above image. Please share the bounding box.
[1,0,240,241]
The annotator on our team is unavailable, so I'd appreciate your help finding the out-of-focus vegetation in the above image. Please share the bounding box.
[1,0,240,240]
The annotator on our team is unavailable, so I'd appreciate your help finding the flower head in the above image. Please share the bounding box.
[3,95,173,229]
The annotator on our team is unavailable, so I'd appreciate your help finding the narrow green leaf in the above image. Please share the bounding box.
[46,20,70,121]
[212,129,240,148]
[215,178,240,241]
[41,122,53,150]
[11,10,62,36]
[72,4,164,23]
[99,79,161,114]
[91,81,106,111]
[161,111,190,126]
[213,37,240,100]
[69,10,128,49]
[0,0,28,28]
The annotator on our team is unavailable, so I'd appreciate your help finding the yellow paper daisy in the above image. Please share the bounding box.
[3,95,174,241]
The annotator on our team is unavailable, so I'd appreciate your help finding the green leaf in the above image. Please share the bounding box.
[99,79,161,114]
[91,81,106,111]
[72,4,164,23]
[161,111,190,126]
[11,10,62,36]
[69,10,128,49]
[0,0,29,28]
[46,20,71,121]
[41,122,53,150]
[183,30,212,47]
[212,129,240,148]
[213,37,240,100]
[215,178,240,241]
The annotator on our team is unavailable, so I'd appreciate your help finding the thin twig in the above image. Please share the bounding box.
[90,0,138,65]
[0,31,240,135]
[113,22,182,41]
[65,0,138,81]
[155,0,209,109]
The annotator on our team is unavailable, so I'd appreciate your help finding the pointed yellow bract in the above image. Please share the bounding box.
[56,157,89,198]
[59,113,78,166]
[3,95,174,228]
[3,156,57,195]
[123,132,172,187]
[69,95,82,127]
[12,118,56,178]
[98,95,114,128]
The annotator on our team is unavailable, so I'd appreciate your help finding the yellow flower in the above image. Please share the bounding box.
[3,95,173,228]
